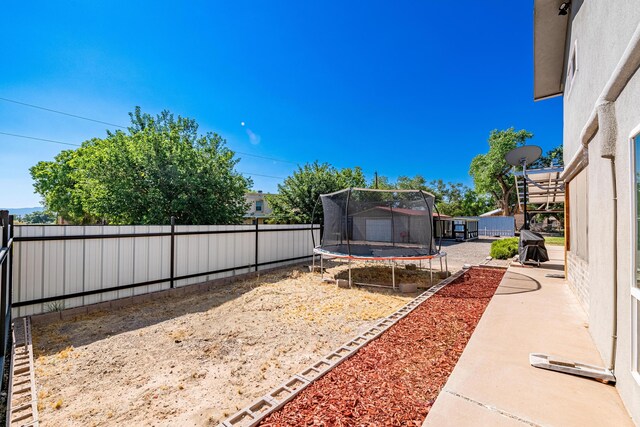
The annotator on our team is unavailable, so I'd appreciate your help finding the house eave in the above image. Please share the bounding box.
[533,0,570,101]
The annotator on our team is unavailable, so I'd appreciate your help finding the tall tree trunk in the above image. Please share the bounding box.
[496,175,514,216]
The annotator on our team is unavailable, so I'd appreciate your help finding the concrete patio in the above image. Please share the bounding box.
[424,246,634,426]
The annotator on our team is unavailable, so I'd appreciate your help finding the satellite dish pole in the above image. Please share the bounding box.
[505,145,542,230]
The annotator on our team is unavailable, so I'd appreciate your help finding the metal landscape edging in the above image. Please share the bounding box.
[219,268,470,427]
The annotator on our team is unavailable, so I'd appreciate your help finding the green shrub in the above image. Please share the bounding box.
[490,238,519,259]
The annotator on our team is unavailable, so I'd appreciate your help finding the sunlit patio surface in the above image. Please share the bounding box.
[424,245,633,426]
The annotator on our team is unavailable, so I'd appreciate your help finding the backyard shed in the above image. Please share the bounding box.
[434,217,479,241]
[350,206,433,244]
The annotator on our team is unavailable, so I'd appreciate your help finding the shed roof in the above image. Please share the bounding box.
[353,206,450,218]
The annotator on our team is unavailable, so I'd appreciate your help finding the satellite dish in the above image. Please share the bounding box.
[505,145,542,167]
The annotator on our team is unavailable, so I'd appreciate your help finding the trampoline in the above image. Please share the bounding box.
[311,188,447,289]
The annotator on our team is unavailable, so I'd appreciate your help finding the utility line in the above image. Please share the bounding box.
[0,97,128,128]
[0,131,81,147]
[0,131,286,180]
[0,130,295,165]
[0,97,298,165]
[239,172,286,179]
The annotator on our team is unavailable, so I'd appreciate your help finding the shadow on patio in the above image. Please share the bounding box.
[424,245,634,426]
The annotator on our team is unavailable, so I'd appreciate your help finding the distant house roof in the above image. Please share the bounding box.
[479,208,503,217]
[533,0,571,100]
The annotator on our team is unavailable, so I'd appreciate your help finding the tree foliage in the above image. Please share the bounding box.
[531,144,563,169]
[267,162,366,224]
[16,211,56,224]
[30,108,251,225]
[369,174,493,217]
[469,128,533,215]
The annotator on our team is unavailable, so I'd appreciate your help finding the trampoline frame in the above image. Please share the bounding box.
[310,187,449,291]
[312,247,448,290]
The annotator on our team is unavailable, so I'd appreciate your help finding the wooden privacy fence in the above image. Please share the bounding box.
[12,221,320,317]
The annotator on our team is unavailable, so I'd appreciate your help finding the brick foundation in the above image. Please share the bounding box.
[566,251,589,312]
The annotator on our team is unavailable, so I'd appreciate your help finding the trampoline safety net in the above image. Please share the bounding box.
[315,188,439,259]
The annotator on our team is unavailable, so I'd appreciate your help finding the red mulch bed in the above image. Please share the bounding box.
[260,267,505,426]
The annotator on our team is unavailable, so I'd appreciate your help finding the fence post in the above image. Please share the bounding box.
[255,221,259,272]
[7,215,13,317]
[0,210,9,358]
[170,216,176,288]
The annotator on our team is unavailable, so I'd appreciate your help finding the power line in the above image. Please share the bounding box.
[0,130,295,165]
[239,172,286,180]
[0,131,286,180]
[0,97,128,128]
[0,95,297,164]
[234,151,296,165]
[0,131,81,147]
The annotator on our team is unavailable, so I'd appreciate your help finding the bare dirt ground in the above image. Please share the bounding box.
[33,265,431,426]
[32,238,503,426]
[261,267,505,426]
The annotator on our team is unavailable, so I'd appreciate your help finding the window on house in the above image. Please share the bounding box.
[633,133,640,382]
[569,168,588,261]
[255,200,263,212]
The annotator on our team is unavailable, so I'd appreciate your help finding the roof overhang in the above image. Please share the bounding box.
[534,0,571,100]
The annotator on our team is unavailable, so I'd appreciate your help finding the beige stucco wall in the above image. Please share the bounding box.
[562,2,640,422]
[563,0,640,161]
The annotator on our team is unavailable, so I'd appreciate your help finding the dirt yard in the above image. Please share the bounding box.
[32,264,432,426]
[261,267,505,426]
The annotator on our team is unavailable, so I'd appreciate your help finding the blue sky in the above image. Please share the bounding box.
[0,1,562,208]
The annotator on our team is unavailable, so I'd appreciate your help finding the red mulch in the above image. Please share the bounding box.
[260,267,505,426]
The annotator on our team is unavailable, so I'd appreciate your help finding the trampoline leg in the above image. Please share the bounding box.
[445,255,448,273]
[321,255,324,281]
[348,259,352,288]
[440,256,443,272]
[312,253,316,274]
[392,262,396,291]
[430,259,433,285]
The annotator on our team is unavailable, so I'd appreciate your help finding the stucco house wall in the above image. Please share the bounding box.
[559,1,640,421]
[243,192,273,224]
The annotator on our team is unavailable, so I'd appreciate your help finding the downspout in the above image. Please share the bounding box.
[532,13,640,385]
[595,21,640,374]
[598,101,618,373]
[560,23,640,375]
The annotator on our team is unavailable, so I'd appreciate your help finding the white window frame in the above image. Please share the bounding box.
[629,123,640,385]
[566,40,578,97]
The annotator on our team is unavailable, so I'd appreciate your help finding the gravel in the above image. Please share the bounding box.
[439,236,512,272]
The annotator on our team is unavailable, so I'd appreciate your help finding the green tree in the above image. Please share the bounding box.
[16,211,57,224]
[30,108,251,225]
[426,179,493,217]
[31,149,89,223]
[469,128,533,215]
[368,175,395,190]
[531,144,563,168]
[367,174,493,216]
[267,162,366,224]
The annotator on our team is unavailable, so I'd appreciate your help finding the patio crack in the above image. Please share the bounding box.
[444,389,542,426]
